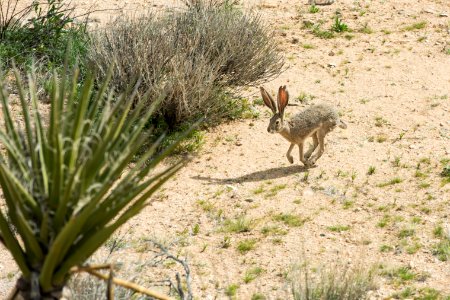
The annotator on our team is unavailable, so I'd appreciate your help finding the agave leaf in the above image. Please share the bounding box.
[0,130,29,177]
[0,210,30,278]
[0,163,39,215]
[53,161,184,285]
[67,73,94,172]
[82,159,181,233]
[14,206,44,264]
[29,73,49,198]
[0,73,22,152]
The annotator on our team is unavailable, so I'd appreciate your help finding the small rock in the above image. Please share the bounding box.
[235,141,243,146]
[328,51,335,56]
[409,144,422,149]
[244,198,254,203]
[439,12,449,17]
[327,62,336,68]
[303,187,314,197]
[424,8,435,14]
[291,37,299,44]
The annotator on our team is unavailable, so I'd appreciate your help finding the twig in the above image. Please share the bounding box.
[71,266,174,300]
[149,240,193,300]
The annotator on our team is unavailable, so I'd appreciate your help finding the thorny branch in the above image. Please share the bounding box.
[147,239,193,300]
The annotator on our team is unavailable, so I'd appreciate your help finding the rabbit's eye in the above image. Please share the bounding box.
[276,120,280,125]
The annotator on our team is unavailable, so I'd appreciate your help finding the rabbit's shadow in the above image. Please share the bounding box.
[192,165,309,184]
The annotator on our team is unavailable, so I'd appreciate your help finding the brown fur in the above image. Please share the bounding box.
[260,86,346,167]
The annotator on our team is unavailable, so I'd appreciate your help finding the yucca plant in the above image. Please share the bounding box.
[0,65,188,299]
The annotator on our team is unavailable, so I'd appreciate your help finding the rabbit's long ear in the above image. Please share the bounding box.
[277,85,289,117]
[260,87,277,114]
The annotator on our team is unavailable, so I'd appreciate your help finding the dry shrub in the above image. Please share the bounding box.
[88,2,283,128]
[289,261,377,300]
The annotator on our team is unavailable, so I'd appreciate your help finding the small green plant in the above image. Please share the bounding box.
[441,164,450,185]
[367,166,376,175]
[225,283,239,297]
[405,242,421,254]
[309,5,319,13]
[197,199,215,212]
[377,215,391,228]
[261,225,288,236]
[381,266,417,284]
[331,16,349,33]
[312,25,335,39]
[380,244,394,253]
[253,185,265,194]
[327,225,350,232]
[302,43,316,49]
[433,224,444,238]
[243,267,264,283]
[398,228,415,238]
[220,236,232,249]
[265,184,287,198]
[274,213,306,227]
[237,239,257,254]
[392,156,401,167]
[403,21,427,31]
[432,239,450,261]
[251,293,266,300]
[296,92,315,103]
[223,217,253,233]
[377,177,403,187]
[192,223,200,235]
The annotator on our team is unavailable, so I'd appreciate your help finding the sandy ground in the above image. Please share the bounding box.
[1,0,450,299]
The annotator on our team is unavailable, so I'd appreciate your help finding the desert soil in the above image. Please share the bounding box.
[1,0,449,299]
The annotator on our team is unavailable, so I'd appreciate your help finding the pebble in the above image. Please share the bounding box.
[327,62,336,68]
[303,187,314,198]
[439,12,449,17]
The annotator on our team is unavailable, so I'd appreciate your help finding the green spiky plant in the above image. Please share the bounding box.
[0,64,190,299]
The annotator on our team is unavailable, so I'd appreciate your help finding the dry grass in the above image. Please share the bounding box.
[88,2,283,128]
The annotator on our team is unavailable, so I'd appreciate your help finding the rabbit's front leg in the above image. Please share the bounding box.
[286,143,295,164]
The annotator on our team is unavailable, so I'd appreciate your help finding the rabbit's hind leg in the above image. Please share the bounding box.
[304,132,319,160]
[308,130,326,165]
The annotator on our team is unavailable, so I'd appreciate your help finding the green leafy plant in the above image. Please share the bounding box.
[331,16,349,33]
[0,65,189,298]
[0,0,88,68]
[309,5,319,13]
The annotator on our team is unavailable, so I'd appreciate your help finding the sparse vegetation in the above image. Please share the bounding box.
[237,239,257,254]
[244,267,264,283]
[377,177,403,187]
[403,21,427,31]
[274,213,306,227]
[327,225,350,232]
[331,16,349,33]
[223,217,253,233]
[88,2,283,128]
[289,262,376,300]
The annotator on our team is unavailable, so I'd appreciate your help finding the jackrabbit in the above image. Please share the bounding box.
[308,0,335,5]
[260,85,346,167]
